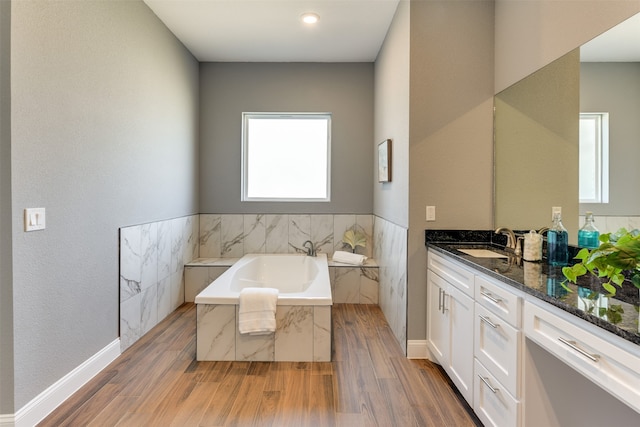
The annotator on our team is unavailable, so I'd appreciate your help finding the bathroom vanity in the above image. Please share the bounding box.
[425,231,640,427]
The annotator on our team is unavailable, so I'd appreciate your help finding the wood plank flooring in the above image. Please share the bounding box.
[39,303,482,426]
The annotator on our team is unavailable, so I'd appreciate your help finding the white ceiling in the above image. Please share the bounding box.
[143,1,640,63]
[581,12,640,62]
[143,0,401,62]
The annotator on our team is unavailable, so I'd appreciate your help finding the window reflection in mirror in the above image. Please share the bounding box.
[579,112,609,204]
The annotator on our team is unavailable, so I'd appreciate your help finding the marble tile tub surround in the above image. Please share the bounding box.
[196,304,332,362]
[185,257,380,305]
[121,213,398,353]
[374,216,408,354]
[120,214,377,351]
[187,213,379,304]
[198,214,374,259]
[119,215,199,351]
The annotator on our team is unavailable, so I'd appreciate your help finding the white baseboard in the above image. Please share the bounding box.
[10,339,120,427]
[0,414,15,427]
[407,340,428,359]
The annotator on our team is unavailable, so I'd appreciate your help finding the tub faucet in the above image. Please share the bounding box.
[303,240,316,257]
[495,227,520,255]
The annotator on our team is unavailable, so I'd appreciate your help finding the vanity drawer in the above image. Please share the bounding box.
[524,300,640,414]
[428,251,475,298]
[474,303,521,397]
[474,359,520,427]
[475,275,521,327]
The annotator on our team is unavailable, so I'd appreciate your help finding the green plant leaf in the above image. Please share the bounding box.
[342,229,366,249]
[602,281,617,296]
[563,228,640,296]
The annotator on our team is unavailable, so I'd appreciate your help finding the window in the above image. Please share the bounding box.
[242,113,331,201]
[579,112,609,204]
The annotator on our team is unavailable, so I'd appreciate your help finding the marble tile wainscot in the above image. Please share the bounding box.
[119,215,199,352]
[119,214,399,353]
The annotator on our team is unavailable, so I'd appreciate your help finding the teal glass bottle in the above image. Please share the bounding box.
[578,212,600,249]
[547,212,568,266]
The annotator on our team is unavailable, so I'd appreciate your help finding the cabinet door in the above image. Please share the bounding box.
[427,270,449,365]
[447,284,475,404]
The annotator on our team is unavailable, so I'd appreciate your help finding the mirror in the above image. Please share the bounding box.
[495,12,640,242]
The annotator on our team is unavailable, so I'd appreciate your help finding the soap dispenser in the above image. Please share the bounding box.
[578,211,600,249]
[547,212,568,266]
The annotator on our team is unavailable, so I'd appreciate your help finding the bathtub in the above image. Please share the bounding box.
[195,253,332,362]
[195,253,332,306]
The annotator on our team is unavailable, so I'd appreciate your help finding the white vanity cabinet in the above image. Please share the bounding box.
[427,251,475,403]
[428,246,640,426]
[473,275,523,427]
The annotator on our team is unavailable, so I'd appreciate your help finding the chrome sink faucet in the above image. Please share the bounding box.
[303,240,316,257]
[495,227,521,256]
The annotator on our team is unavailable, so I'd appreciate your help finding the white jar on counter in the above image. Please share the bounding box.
[523,230,542,262]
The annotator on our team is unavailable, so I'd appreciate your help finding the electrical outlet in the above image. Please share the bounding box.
[426,206,436,221]
[552,206,562,220]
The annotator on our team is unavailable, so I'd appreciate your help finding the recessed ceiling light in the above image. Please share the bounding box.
[301,12,320,24]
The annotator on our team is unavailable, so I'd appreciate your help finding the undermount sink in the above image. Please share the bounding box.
[457,248,508,259]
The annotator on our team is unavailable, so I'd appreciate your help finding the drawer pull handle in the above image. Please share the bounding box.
[478,375,498,394]
[438,288,443,311]
[480,290,502,304]
[558,337,600,362]
[479,315,498,329]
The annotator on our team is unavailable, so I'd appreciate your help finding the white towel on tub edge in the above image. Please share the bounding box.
[238,287,279,335]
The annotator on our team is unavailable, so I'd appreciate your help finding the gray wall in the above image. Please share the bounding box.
[407,0,495,342]
[374,0,410,229]
[199,62,373,214]
[10,0,198,409]
[0,0,14,415]
[581,62,640,216]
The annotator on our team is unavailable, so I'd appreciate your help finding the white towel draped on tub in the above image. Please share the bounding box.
[238,287,279,335]
[332,250,368,265]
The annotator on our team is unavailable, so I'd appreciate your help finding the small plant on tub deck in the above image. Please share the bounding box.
[562,228,640,296]
[342,229,366,253]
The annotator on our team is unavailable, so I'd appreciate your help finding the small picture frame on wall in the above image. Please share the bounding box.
[378,139,392,183]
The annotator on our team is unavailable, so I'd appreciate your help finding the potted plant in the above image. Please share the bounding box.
[563,228,640,296]
[342,229,367,253]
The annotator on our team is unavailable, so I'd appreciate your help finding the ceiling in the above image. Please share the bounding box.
[143,1,639,63]
[143,0,401,62]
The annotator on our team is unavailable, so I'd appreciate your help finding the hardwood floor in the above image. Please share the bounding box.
[39,303,482,426]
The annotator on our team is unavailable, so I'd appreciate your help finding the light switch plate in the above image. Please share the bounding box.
[24,208,46,232]
[426,206,436,221]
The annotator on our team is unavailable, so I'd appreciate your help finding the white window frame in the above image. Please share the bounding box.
[241,112,332,202]
[579,112,609,204]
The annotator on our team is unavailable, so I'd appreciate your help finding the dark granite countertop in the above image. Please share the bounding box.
[425,230,640,347]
